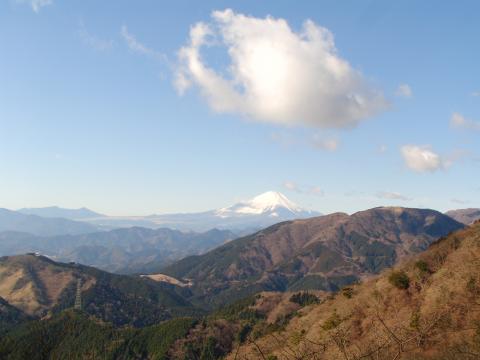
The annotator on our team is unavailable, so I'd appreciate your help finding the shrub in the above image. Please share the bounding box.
[341,287,354,299]
[409,311,421,330]
[466,277,480,296]
[237,323,252,343]
[388,271,410,290]
[322,311,342,331]
[414,260,430,274]
[289,292,320,307]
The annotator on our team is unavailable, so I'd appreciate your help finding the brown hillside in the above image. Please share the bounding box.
[0,254,195,327]
[446,208,480,225]
[164,207,464,307]
[227,221,480,359]
[0,255,94,316]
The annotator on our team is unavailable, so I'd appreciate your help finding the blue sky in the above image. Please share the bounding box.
[0,0,479,215]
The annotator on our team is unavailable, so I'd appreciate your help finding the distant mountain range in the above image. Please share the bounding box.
[18,206,105,220]
[445,208,480,225]
[17,191,320,232]
[162,207,464,308]
[0,192,320,273]
[0,227,235,273]
[0,208,98,236]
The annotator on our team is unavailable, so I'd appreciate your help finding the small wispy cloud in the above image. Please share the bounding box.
[376,191,412,201]
[270,132,297,148]
[400,145,446,173]
[283,181,324,196]
[120,25,165,61]
[270,132,340,152]
[78,22,114,51]
[472,91,480,97]
[16,0,52,13]
[395,84,413,98]
[344,190,364,197]
[378,144,388,154]
[311,134,340,152]
[451,198,469,205]
[450,112,480,131]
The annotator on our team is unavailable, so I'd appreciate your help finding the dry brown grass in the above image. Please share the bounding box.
[0,255,94,316]
[226,223,480,360]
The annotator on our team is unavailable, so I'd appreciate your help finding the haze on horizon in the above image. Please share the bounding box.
[0,0,479,216]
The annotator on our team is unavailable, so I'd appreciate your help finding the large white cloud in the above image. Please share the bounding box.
[401,145,445,173]
[175,9,387,128]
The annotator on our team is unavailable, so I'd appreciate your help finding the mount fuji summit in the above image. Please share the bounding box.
[147,191,321,231]
[215,191,315,218]
[86,191,321,232]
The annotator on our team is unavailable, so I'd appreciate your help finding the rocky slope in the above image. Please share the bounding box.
[162,207,464,307]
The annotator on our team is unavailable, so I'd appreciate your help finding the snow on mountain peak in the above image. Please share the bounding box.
[215,191,306,217]
[248,191,302,213]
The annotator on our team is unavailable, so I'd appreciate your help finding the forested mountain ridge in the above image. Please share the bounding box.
[0,311,197,360]
[0,254,197,327]
[0,227,235,273]
[162,207,464,308]
[0,220,478,359]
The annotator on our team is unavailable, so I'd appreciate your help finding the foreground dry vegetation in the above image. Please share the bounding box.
[227,221,480,359]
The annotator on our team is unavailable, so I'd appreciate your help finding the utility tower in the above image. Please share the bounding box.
[74,278,82,310]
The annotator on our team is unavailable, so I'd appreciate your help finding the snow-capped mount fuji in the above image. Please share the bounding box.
[79,191,321,232]
[215,191,316,219]
[143,191,321,231]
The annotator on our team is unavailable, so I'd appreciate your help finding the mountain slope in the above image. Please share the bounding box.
[0,297,31,335]
[0,227,235,273]
[18,206,105,220]
[0,254,196,327]
[162,207,464,307]
[228,220,480,359]
[446,208,480,225]
[2,221,478,359]
[0,208,98,236]
[0,310,197,360]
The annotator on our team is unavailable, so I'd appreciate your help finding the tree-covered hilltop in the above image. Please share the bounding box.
[0,254,200,327]
[0,310,196,360]
[0,297,32,335]
[0,290,319,360]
